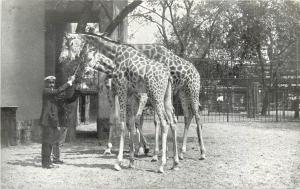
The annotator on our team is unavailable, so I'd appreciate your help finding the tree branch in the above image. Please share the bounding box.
[139,4,173,25]
[167,1,185,56]
[132,14,163,28]
[201,6,224,59]
[104,0,143,36]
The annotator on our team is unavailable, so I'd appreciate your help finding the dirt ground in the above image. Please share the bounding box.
[1,121,300,189]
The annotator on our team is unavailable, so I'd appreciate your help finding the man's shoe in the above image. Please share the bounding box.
[42,164,58,169]
[52,160,64,164]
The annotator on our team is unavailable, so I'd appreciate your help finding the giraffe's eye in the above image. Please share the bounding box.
[90,47,97,52]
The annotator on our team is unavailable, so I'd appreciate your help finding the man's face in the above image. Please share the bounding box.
[46,80,55,88]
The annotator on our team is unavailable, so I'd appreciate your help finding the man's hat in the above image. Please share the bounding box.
[44,76,56,81]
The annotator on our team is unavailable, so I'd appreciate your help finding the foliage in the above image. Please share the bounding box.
[131,0,300,69]
[130,0,300,114]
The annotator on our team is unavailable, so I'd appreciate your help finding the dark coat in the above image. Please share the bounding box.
[39,83,71,144]
[57,89,81,128]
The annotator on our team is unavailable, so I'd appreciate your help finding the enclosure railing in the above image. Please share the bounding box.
[142,78,299,123]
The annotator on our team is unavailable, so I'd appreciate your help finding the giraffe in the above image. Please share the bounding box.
[59,33,179,173]
[103,43,206,161]
[103,83,151,156]
[74,44,151,157]
[129,44,206,160]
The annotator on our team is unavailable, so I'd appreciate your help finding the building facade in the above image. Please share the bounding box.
[1,0,128,144]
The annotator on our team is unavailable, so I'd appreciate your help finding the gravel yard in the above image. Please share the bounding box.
[1,121,300,189]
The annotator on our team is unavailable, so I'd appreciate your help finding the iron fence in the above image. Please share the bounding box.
[143,78,299,123]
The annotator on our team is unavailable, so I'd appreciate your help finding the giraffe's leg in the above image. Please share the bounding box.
[155,107,169,173]
[151,112,160,162]
[135,93,148,120]
[114,92,127,171]
[170,122,179,170]
[190,92,206,160]
[135,126,143,156]
[164,81,179,170]
[104,91,118,155]
[134,94,150,156]
[178,91,193,160]
[114,121,126,171]
[171,104,178,124]
[127,112,135,168]
[136,114,150,156]
[103,123,114,155]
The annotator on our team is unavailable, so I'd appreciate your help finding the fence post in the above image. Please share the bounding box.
[283,89,286,119]
[275,85,279,122]
[248,82,259,118]
[226,85,230,122]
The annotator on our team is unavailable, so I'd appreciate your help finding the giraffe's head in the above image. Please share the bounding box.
[59,33,87,63]
[59,33,117,85]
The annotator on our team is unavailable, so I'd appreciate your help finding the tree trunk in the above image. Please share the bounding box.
[261,90,269,116]
[76,2,93,33]
[294,99,299,118]
[256,43,269,115]
[84,95,90,124]
[65,88,78,142]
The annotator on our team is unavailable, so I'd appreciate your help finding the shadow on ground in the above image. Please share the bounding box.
[7,157,41,168]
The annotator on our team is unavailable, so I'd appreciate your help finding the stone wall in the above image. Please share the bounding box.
[16,119,41,144]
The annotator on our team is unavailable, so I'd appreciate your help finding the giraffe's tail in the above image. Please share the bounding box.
[168,77,177,123]
[163,77,174,125]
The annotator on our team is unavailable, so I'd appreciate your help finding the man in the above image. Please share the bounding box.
[39,75,75,169]
[52,84,81,164]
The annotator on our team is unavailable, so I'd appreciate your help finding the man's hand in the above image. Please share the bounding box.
[67,75,76,86]
[68,75,76,82]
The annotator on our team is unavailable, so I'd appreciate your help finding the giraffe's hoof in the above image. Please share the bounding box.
[179,153,184,160]
[128,162,135,169]
[199,154,206,160]
[158,166,164,173]
[171,161,180,171]
[137,147,144,156]
[171,166,180,171]
[144,147,150,155]
[103,148,112,155]
[114,164,122,171]
[151,155,158,162]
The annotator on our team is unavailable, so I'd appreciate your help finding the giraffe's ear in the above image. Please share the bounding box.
[63,32,71,39]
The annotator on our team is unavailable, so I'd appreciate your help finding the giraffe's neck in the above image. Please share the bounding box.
[85,34,119,61]
[91,51,115,72]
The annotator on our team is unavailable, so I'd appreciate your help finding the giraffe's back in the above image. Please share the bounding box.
[114,45,171,100]
[133,44,200,94]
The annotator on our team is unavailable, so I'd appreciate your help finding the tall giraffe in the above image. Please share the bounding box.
[76,46,151,157]
[59,33,179,173]
[131,44,206,160]
[79,53,151,157]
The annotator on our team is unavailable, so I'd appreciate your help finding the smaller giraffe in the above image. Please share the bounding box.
[131,44,206,160]
[103,76,151,156]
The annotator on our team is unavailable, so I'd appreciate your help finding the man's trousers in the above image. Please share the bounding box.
[52,128,68,161]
